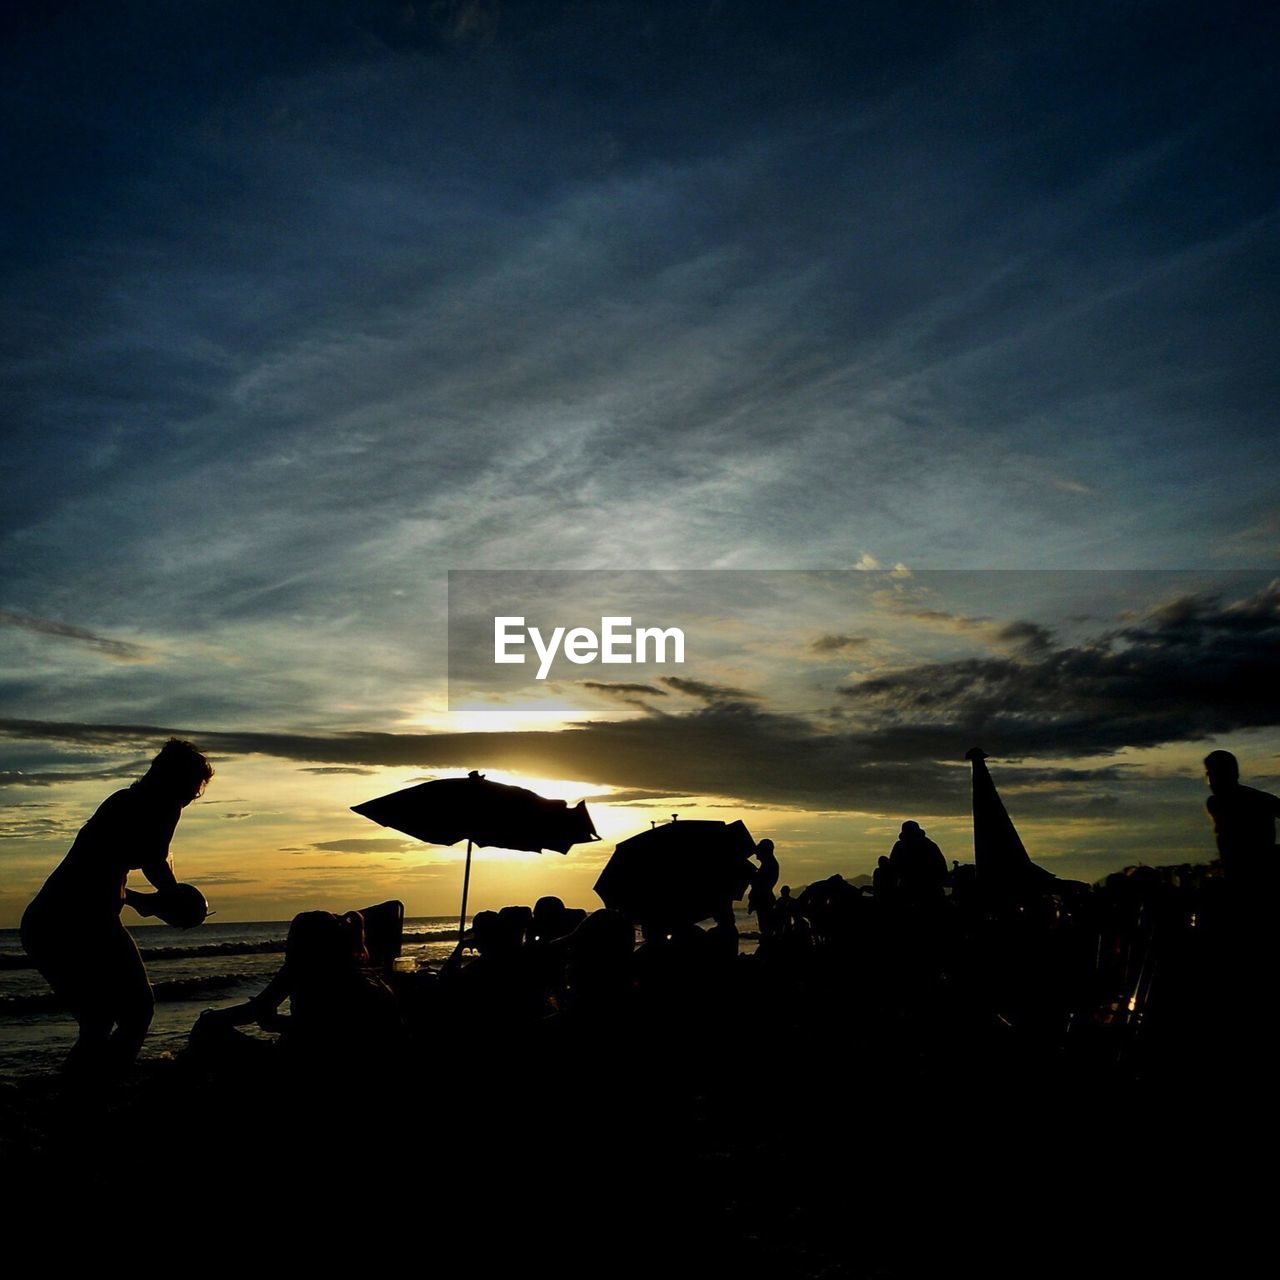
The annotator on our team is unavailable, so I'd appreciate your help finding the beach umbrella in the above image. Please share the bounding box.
[593,817,757,926]
[352,771,599,941]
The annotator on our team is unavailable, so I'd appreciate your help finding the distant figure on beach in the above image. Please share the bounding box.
[888,821,948,903]
[747,838,780,938]
[872,855,894,897]
[1204,750,1280,887]
[20,738,213,1077]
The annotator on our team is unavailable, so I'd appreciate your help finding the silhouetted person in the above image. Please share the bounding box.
[748,838,780,938]
[526,896,585,1007]
[888,821,947,903]
[775,885,796,927]
[872,855,895,897]
[797,874,860,944]
[530,895,588,944]
[195,908,398,1067]
[561,909,635,1016]
[441,906,543,1027]
[1204,750,1280,888]
[20,738,213,1077]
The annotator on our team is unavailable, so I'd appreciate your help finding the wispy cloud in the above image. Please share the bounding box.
[0,760,149,788]
[0,611,156,663]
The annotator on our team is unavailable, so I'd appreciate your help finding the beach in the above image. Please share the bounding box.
[0,911,762,1079]
[0,916,460,1078]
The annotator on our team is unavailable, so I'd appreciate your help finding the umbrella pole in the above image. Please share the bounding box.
[458,837,474,944]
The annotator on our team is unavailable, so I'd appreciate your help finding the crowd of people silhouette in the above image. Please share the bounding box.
[16,740,1279,1087]
[8,740,1278,1273]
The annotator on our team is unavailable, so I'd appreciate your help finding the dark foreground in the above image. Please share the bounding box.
[3,876,1275,1278]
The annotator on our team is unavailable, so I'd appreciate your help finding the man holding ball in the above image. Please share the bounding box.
[21,738,213,1078]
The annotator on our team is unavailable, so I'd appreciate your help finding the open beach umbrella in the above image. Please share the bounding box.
[593,817,757,926]
[352,771,599,941]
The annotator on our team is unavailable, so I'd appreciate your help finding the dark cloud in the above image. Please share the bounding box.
[841,582,1280,759]
[874,603,1055,654]
[877,602,992,633]
[659,676,759,703]
[994,765,1137,786]
[579,788,694,805]
[809,633,870,654]
[0,811,79,840]
[0,707,966,813]
[1,590,1278,827]
[295,838,422,855]
[994,621,1055,654]
[298,766,378,775]
[0,610,155,662]
[581,681,669,697]
[0,759,148,787]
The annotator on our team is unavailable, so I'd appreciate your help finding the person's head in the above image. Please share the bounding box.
[286,910,366,980]
[534,895,566,920]
[878,855,890,869]
[497,904,532,951]
[756,838,775,857]
[468,910,501,954]
[901,820,923,838]
[1204,750,1239,792]
[145,738,213,805]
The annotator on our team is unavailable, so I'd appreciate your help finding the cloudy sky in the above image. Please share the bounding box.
[2,1,1278,923]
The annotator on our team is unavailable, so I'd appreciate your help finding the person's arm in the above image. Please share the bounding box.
[124,859,179,916]
[439,938,470,980]
[198,964,291,1030]
[126,800,182,912]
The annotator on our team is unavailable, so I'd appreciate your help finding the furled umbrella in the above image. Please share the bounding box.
[352,771,599,942]
[593,816,758,928]
[966,747,1055,892]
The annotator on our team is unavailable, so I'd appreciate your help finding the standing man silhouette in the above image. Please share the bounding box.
[21,738,213,1076]
[1203,750,1280,888]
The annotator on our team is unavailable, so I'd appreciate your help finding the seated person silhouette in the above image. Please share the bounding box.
[440,907,543,1027]
[21,738,213,1078]
[1204,750,1280,887]
[561,909,635,1017]
[530,896,588,943]
[195,908,398,1066]
[526,896,587,1008]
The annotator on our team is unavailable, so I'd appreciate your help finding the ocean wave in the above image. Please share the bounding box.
[0,972,261,1016]
[0,928,462,971]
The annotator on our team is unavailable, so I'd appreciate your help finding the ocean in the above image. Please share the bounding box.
[0,911,760,1078]
[0,916,463,1079]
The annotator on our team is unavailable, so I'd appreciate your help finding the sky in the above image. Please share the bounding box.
[2,1,1278,924]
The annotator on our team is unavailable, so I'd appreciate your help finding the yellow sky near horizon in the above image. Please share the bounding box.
[0,732,1248,927]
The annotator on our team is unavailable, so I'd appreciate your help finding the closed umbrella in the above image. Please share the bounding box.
[966,747,1055,891]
